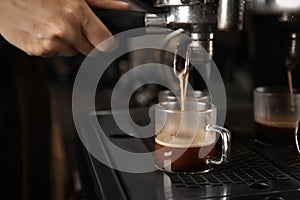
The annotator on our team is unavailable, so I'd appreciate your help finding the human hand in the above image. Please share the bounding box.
[0,0,130,57]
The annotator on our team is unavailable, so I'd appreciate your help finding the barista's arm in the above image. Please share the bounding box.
[0,0,130,57]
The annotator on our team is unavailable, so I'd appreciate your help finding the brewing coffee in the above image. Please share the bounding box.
[254,87,300,145]
[287,69,296,112]
[155,129,216,172]
[178,68,189,111]
[155,101,230,173]
[255,119,295,145]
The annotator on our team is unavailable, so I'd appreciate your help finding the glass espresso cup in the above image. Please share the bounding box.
[154,101,230,173]
[254,87,300,145]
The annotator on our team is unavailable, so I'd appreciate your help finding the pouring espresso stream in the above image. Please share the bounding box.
[287,69,295,112]
[173,44,191,111]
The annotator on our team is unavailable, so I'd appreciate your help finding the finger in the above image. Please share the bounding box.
[48,20,95,56]
[86,0,130,10]
[81,3,116,52]
[69,31,95,55]
[59,21,97,56]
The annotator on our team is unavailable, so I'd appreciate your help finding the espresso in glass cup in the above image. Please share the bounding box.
[155,101,230,173]
[254,87,300,145]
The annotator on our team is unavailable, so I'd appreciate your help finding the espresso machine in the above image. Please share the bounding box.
[143,0,300,88]
[72,1,300,200]
[145,0,245,58]
[142,0,300,60]
[96,0,300,104]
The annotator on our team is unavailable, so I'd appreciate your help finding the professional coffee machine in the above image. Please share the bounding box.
[95,0,300,106]
[143,0,300,85]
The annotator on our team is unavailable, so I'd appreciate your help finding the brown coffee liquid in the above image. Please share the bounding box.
[287,69,296,112]
[255,120,295,145]
[155,132,215,172]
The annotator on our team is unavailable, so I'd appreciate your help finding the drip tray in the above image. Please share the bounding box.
[166,142,294,188]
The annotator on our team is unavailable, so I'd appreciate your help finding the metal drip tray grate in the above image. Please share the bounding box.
[166,143,294,188]
[167,167,292,188]
[256,144,300,180]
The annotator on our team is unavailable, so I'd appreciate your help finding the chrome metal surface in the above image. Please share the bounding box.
[145,13,167,27]
[155,0,200,7]
[190,33,214,59]
[218,0,245,31]
[148,0,300,59]
[288,32,300,60]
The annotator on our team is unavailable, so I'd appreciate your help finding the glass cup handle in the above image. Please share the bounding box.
[296,120,300,154]
[205,124,231,165]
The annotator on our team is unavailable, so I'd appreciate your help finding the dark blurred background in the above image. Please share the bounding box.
[1,0,300,199]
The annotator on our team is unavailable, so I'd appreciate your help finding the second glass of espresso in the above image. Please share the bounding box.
[254,87,300,145]
[155,101,230,173]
